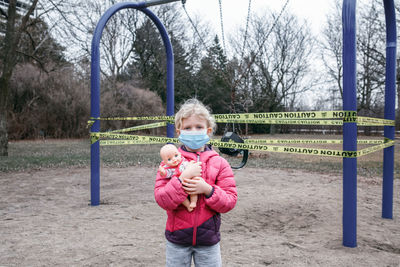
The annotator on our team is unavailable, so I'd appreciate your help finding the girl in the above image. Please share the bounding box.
[154,99,237,267]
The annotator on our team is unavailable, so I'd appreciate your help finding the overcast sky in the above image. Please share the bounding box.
[169,0,335,107]
[182,0,334,36]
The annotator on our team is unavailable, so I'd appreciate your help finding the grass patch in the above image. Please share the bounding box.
[100,144,160,168]
[1,139,90,172]
[1,136,399,179]
[1,139,162,172]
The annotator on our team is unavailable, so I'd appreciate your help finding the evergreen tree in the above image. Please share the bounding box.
[170,32,197,106]
[196,35,232,117]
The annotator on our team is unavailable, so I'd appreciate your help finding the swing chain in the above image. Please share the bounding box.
[241,0,252,58]
[218,0,227,53]
[233,0,289,89]
[181,0,208,49]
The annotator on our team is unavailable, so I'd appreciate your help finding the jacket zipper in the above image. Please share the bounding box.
[192,153,201,246]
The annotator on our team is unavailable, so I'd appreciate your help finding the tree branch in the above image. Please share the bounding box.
[15,50,49,74]
[0,7,7,18]
[17,0,39,35]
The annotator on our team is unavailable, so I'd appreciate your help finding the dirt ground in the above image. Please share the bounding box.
[1,166,399,266]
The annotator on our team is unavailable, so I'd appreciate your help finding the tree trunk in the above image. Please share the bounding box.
[0,103,8,156]
[0,0,17,156]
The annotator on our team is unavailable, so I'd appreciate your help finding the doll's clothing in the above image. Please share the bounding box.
[160,158,189,178]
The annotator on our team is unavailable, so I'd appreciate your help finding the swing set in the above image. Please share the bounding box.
[89,0,397,248]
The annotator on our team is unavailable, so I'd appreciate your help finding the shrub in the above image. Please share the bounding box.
[8,63,165,140]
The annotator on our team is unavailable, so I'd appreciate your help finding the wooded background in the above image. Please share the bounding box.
[0,0,399,156]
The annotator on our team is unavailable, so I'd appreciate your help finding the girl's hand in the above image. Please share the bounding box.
[180,161,202,180]
[182,177,212,196]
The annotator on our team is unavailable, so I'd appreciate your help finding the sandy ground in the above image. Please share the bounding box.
[0,166,399,267]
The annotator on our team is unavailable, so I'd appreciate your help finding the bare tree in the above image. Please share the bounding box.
[321,0,390,118]
[0,0,38,156]
[0,0,86,155]
[356,0,386,117]
[47,0,142,90]
[243,12,315,113]
[320,1,343,109]
[51,1,204,100]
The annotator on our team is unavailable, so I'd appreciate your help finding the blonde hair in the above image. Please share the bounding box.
[174,99,216,134]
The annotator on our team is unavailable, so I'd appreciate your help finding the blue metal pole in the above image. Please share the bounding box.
[90,2,174,206]
[382,0,397,219]
[342,0,357,248]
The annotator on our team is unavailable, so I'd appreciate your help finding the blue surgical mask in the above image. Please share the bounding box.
[178,130,210,150]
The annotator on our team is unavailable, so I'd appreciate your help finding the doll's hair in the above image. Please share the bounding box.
[160,144,178,157]
[174,99,216,134]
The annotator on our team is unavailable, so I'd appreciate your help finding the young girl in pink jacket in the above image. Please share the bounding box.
[154,99,237,267]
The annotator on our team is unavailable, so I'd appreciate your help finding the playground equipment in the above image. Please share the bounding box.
[89,0,397,248]
[90,0,176,205]
[218,132,249,169]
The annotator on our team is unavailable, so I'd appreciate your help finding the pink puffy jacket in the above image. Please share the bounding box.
[154,145,237,246]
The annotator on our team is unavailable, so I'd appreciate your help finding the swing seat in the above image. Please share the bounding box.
[218,132,249,169]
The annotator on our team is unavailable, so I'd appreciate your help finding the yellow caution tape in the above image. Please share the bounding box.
[87,120,95,128]
[99,138,394,158]
[357,116,395,126]
[90,115,174,121]
[110,122,167,133]
[88,110,395,158]
[208,140,359,157]
[244,139,385,145]
[87,116,173,128]
[100,139,178,146]
[211,140,394,158]
[210,119,388,126]
[89,113,394,127]
[213,111,357,120]
[91,131,395,158]
[357,140,395,157]
[90,111,356,122]
[215,119,345,125]
[91,132,178,144]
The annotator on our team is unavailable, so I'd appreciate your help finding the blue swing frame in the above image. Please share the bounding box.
[90,0,397,248]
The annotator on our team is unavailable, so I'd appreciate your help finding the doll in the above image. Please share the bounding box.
[159,144,198,212]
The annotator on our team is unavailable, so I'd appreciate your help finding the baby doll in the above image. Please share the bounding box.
[159,144,198,212]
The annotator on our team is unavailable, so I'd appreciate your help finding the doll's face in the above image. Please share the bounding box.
[161,146,182,167]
